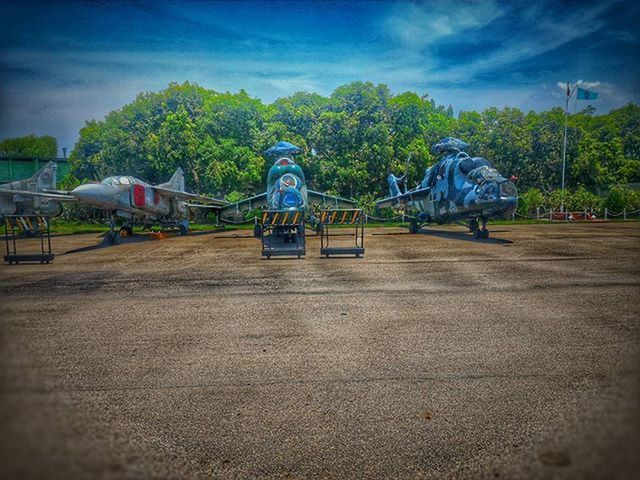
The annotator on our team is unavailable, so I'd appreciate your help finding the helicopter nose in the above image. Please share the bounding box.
[500,195,518,216]
[72,184,118,209]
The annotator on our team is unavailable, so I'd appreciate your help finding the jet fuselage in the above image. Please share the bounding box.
[72,176,187,222]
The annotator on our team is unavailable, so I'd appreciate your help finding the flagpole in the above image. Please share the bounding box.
[561,82,577,213]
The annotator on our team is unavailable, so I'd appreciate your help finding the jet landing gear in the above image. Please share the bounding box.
[409,219,420,234]
[103,216,121,245]
[469,218,489,239]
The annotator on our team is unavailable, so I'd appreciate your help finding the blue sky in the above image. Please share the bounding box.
[1,0,639,154]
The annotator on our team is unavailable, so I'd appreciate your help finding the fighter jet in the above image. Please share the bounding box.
[0,161,76,233]
[219,141,354,236]
[376,138,518,238]
[69,167,227,243]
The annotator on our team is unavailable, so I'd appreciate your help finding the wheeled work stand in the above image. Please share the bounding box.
[260,210,306,259]
[318,209,365,258]
[4,215,54,264]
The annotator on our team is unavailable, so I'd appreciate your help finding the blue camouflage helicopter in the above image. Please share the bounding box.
[376,138,518,238]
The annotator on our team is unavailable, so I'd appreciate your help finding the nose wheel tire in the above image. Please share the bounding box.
[473,228,489,239]
[103,230,121,245]
[409,220,419,234]
[178,224,189,236]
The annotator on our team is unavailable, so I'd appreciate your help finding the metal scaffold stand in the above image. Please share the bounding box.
[4,215,54,264]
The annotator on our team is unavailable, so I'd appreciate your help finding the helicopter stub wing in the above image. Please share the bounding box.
[307,190,355,209]
[219,192,269,218]
[375,187,431,210]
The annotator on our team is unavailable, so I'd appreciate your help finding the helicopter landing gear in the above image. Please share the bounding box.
[471,218,489,239]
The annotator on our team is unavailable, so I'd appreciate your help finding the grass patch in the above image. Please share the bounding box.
[4,216,636,237]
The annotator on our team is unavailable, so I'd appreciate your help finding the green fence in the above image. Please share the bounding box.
[0,156,70,186]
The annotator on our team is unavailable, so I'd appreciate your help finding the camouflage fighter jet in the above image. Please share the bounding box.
[69,167,227,244]
[376,138,518,238]
[0,161,76,233]
[219,141,354,237]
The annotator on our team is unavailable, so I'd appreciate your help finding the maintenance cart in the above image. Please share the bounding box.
[4,215,54,264]
[260,209,306,259]
[318,208,365,258]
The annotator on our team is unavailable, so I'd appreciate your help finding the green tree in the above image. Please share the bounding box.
[0,135,58,157]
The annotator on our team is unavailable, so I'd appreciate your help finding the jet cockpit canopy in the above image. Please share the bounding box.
[102,176,144,186]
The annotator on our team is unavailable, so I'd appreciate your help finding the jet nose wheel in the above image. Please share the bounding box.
[253,224,263,238]
[103,231,121,245]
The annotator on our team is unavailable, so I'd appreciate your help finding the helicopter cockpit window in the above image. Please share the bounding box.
[276,157,293,166]
[118,176,131,185]
[468,165,500,185]
[279,173,299,189]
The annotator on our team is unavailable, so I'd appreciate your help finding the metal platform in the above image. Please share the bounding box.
[260,210,306,259]
[4,215,54,264]
[318,209,365,258]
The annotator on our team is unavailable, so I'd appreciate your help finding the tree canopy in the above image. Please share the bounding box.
[0,135,58,157]
[67,81,639,203]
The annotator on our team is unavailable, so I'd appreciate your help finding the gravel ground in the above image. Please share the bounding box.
[0,223,639,479]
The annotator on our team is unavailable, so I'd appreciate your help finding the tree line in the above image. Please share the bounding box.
[4,81,640,212]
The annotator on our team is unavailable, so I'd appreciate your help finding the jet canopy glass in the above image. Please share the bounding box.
[102,176,143,186]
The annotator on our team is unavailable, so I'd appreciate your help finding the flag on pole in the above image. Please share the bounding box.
[577,87,598,100]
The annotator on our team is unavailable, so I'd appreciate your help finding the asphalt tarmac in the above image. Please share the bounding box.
[1,223,639,479]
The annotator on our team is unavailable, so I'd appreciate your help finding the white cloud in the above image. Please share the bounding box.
[382,1,503,51]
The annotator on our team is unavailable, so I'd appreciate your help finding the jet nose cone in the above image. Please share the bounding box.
[72,184,118,209]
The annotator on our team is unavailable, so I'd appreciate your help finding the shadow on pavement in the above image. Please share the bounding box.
[372,227,513,244]
[62,234,152,255]
[419,228,513,244]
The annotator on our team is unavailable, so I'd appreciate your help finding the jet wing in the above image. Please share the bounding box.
[0,188,77,202]
[219,193,268,217]
[307,190,355,208]
[375,187,431,209]
[151,186,228,206]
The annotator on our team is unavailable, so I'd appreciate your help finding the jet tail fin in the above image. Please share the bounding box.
[23,161,58,191]
[34,161,58,188]
[159,167,185,191]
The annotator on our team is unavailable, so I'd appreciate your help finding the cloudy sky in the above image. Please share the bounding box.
[1,0,638,154]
